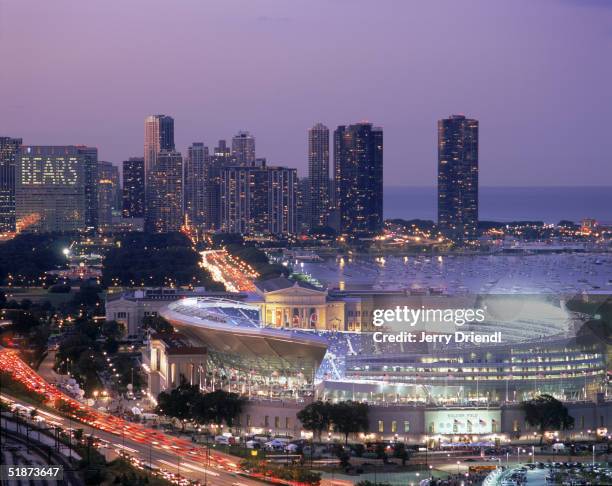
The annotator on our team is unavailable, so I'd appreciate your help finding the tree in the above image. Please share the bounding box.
[101,320,125,340]
[193,389,245,427]
[156,381,200,427]
[102,231,222,289]
[521,394,574,444]
[297,401,332,441]
[10,311,40,334]
[329,401,369,445]
[142,315,174,334]
[71,285,102,312]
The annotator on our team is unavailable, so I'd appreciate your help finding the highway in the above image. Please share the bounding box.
[0,348,268,486]
[200,249,258,292]
[2,394,260,486]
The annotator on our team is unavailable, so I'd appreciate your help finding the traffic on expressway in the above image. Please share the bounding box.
[200,249,258,292]
[0,347,303,486]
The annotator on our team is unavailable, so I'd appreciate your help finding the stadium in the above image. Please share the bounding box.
[158,297,328,397]
[155,293,607,406]
[317,295,607,404]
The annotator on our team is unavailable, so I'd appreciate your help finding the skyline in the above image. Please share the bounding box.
[1,0,612,186]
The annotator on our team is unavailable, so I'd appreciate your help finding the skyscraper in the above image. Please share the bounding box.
[268,166,298,236]
[145,150,183,233]
[144,115,175,175]
[0,136,22,233]
[76,146,99,229]
[97,161,120,229]
[296,176,310,233]
[231,131,256,166]
[308,123,330,228]
[437,114,479,242]
[16,146,88,233]
[206,140,234,230]
[184,142,209,227]
[122,157,145,218]
[333,122,383,237]
[220,163,296,236]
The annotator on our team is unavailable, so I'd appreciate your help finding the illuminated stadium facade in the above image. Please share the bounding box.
[159,298,328,398]
[319,296,608,404]
[320,337,606,404]
[156,294,607,407]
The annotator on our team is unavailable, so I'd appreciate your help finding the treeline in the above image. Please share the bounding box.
[0,233,71,285]
[54,317,145,394]
[103,232,224,289]
[156,382,245,427]
[386,219,437,231]
[297,400,369,444]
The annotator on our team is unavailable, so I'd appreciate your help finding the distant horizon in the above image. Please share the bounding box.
[384,186,612,223]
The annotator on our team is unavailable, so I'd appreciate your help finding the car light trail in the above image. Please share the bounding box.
[0,347,312,486]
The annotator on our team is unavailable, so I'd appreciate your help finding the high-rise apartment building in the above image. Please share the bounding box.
[144,115,176,231]
[205,140,234,230]
[144,115,175,175]
[296,176,310,233]
[268,166,297,236]
[437,114,479,242]
[333,122,383,237]
[145,150,183,233]
[308,123,330,228]
[184,142,209,227]
[122,157,145,218]
[220,163,296,236]
[0,137,22,233]
[16,146,89,233]
[97,161,120,229]
[231,131,256,166]
[76,146,99,229]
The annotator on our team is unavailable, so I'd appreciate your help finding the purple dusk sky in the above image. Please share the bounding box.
[1,0,611,186]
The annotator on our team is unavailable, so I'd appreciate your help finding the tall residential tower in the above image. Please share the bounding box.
[145,150,184,233]
[144,115,175,175]
[437,114,479,242]
[122,157,145,218]
[231,131,256,166]
[184,142,209,227]
[333,122,383,237]
[0,136,22,233]
[308,123,330,228]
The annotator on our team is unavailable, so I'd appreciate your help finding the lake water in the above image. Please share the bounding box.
[384,186,612,224]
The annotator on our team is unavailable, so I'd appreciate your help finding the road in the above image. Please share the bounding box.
[2,396,259,486]
[0,348,267,486]
[200,250,258,292]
